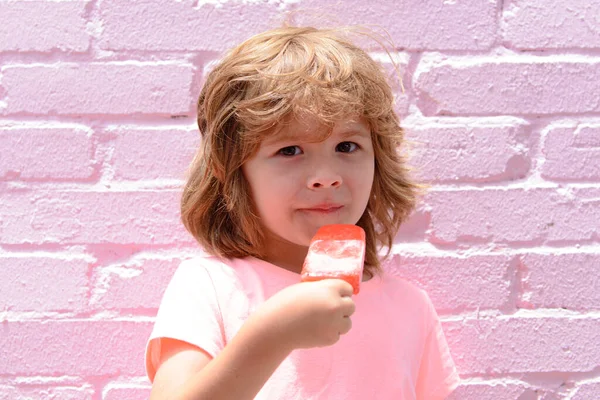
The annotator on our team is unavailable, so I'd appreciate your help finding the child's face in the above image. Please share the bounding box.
[242,115,375,248]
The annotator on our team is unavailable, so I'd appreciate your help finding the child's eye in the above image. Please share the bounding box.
[336,142,359,153]
[277,146,302,157]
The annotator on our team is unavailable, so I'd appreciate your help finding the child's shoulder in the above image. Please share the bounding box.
[379,271,437,310]
[174,252,221,274]
[176,252,240,277]
[174,252,260,289]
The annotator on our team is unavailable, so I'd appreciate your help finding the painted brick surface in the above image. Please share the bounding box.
[0,1,90,52]
[99,0,289,52]
[444,317,600,374]
[520,252,600,310]
[447,382,553,400]
[1,0,599,398]
[415,58,600,116]
[0,124,95,180]
[2,63,194,115]
[91,257,181,310]
[0,256,89,312]
[0,190,192,245]
[385,253,513,313]
[294,0,498,50]
[405,120,530,183]
[572,382,600,400]
[0,385,95,400]
[503,0,600,49]
[428,188,600,244]
[541,122,600,181]
[0,321,151,376]
[109,125,199,180]
[103,386,151,400]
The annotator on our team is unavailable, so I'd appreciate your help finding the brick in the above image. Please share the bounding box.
[444,317,600,374]
[521,252,600,311]
[0,124,94,180]
[2,63,193,115]
[572,382,600,400]
[447,382,535,400]
[110,125,199,180]
[99,0,287,52]
[0,1,90,52]
[0,256,89,312]
[0,385,94,400]
[385,254,512,313]
[415,58,600,115]
[294,0,497,50]
[103,386,151,400]
[405,121,530,183]
[503,0,600,49]
[542,123,600,181]
[0,190,194,245]
[92,257,180,310]
[428,188,600,244]
[394,209,429,242]
[448,383,564,400]
[0,321,151,376]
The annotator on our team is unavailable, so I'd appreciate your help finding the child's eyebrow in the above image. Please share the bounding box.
[337,127,371,138]
[262,132,306,146]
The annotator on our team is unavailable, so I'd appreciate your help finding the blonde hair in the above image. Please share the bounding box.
[181,26,420,277]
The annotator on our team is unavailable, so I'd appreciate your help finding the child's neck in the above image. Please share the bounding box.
[261,233,308,275]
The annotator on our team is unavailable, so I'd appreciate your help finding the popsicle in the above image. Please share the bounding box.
[301,224,366,294]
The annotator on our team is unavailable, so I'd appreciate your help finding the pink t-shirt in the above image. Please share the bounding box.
[145,254,460,399]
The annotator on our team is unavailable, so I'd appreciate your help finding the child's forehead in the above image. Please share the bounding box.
[262,115,370,145]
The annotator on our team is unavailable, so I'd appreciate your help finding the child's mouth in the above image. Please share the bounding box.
[300,205,344,214]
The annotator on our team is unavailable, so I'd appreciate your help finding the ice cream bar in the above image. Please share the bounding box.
[301,224,366,294]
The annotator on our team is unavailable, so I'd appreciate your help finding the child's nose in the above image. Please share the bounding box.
[307,167,342,189]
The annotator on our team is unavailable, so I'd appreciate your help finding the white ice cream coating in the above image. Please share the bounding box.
[303,239,365,275]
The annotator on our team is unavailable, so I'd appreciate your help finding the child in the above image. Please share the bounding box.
[145,26,460,400]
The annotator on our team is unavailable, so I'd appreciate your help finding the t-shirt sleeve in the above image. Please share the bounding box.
[144,259,225,383]
[415,291,460,400]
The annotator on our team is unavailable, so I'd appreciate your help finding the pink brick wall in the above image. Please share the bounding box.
[1,1,599,399]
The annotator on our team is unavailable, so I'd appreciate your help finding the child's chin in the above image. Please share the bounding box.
[267,229,311,248]
[291,234,312,248]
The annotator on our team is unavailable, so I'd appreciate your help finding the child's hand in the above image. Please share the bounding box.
[256,279,356,350]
